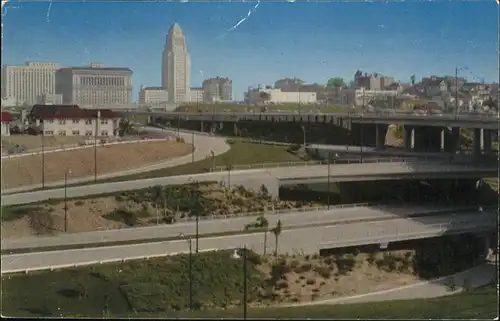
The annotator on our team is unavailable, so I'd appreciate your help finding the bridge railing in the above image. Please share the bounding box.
[175,204,494,224]
[134,110,499,121]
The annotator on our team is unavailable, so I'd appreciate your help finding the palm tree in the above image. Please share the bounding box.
[256,216,269,256]
[151,185,163,224]
[225,159,234,189]
[271,219,283,257]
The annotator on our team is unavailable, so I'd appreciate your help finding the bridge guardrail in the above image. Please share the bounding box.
[175,204,495,224]
[136,110,499,121]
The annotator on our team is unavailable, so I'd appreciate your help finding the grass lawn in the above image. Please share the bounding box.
[60,140,304,187]
[2,249,496,319]
[168,284,497,319]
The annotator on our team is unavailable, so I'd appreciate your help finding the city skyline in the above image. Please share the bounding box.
[2,1,498,101]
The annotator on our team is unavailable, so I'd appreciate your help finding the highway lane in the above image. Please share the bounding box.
[2,204,477,251]
[2,162,495,206]
[2,211,496,273]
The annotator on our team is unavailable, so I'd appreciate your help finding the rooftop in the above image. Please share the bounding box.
[29,105,120,119]
[1,111,12,123]
[58,67,132,73]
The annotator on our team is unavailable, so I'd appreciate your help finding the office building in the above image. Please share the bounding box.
[189,87,204,103]
[139,86,169,105]
[202,77,233,102]
[354,71,394,90]
[37,93,63,105]
[162,23,191,103]
[55,63,133,106]
[1,62,59,105]
[245,88,316,105]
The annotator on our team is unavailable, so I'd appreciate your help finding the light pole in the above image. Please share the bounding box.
[188,178,200,253]
[454,66,467,119]
[327,152,331,209]
[64,169,72,232]
[179,233,193,310]
[41,129,45,189]
[94,113,98,182]
[191,130,195,163]
[232,247,248,319]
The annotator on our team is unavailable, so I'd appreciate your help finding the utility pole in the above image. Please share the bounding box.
[243,245,248,320]
[188,237,193,310]
[41,130,45,189]
[327,151,331,209]
[455,66,459,119]
[94,111,99,181]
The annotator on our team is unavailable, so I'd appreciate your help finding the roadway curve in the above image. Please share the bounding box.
[2,161,496,206]
[2,204,477,251]
[2,129,230,195]
[2,211,495,274]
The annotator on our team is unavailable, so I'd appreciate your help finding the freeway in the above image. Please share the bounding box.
[120,110,499,130]
[1,211,495,274]
[2,161,495,205]
[2,204,477,251]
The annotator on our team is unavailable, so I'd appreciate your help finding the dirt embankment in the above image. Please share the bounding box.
[1,140,192,189]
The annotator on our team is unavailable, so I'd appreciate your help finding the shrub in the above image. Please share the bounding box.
[314,265,332,279]
[74,200,85,206]
[306,278,316,285]
[293,263,312,274]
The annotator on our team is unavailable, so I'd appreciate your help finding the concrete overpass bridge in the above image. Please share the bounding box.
[119,110,499,157]
[1,210,495,274]
[3,161,497,205]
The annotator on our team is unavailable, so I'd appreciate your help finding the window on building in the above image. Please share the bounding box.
[85,119,92,125]
[72,119,80,124]
[44,130,54,135]
[72,130,80,136]
[46,119,54,124]
[58,130,67,136]
[100,119,108,125]
[85,131,93,136]
[101,130,108,136]
[59,119,66,125]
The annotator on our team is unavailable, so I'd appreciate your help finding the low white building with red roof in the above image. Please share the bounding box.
[1,111,12,136]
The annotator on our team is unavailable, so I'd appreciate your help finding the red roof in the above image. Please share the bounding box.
[30,105,120,120]
[1,111,12,123]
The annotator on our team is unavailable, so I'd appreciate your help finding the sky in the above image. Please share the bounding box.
[2,0,498,102]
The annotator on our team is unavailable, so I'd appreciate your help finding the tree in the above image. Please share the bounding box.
[150,185,163,224]
[271,219,283,257]
[410,74,416,85]
[118,119,137,137]
[327,77,345,87]
[224,158,234,189]
[257,216,270,256]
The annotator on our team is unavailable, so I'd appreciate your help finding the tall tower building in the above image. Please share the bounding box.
[162,23,191,103]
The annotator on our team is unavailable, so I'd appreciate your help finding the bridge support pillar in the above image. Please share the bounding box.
[473,128,481,157]
[403,126,414,151]
[451,127,460,154]
[233,123,239,136]
[200,121,204,132]
[147,116,152,124]
[375,124,386,150]
[482,129,492,154]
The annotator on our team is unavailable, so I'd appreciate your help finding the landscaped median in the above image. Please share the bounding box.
[1,236,495,318]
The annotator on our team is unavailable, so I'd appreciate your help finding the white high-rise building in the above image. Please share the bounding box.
[1,62,60,105]
[161,23,191,103]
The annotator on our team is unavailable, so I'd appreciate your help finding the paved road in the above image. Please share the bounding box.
[285,263,496,306]
[2,161,495,206]
[2,211,495,273]
[2,204,475,251]
[2,129,230,194]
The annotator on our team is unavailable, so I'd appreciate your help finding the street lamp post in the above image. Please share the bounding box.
[41,130,45,188]
[232,247,248,319]
[192,130,195,163]
[179,233,194,310]
[243,246,247,320]
[64,169,72,232]
[327,152,331,209]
